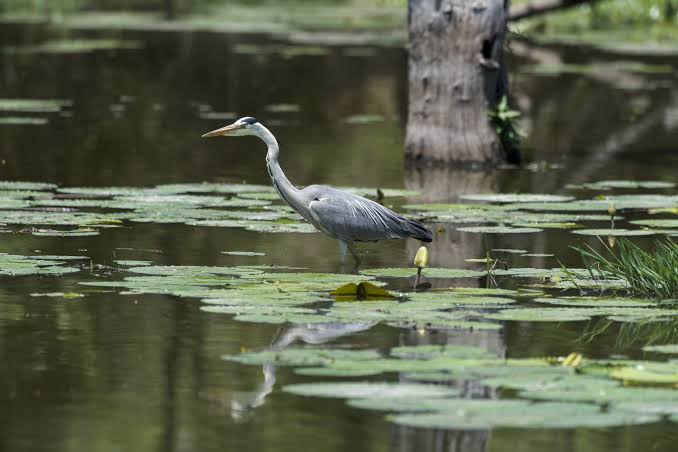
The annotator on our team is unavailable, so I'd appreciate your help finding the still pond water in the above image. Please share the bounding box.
[1,23,678,452]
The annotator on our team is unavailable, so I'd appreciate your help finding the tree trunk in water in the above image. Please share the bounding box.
[406,0,510,166]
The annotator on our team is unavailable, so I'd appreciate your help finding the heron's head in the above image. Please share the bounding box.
[201,116,260,138]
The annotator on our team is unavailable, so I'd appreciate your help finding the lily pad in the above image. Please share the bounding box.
[0,253,81,276]
[389,400,658,429]
[223,348,381,367]
[0,181,57,191]
[457,226,543,234]
[0,99,71,113]
[0,117,48,125]
[460,194,574,203]
[572,229,656,236]
[643,344,678,354]
[534,297,655,307]
[406,292,516,306]
[390,344,495,360]
[567,180,676,190]
[361,268,485,278]
[284,382,460,399]
[630,219,678,228]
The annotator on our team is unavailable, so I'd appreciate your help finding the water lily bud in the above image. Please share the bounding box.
[607,235,616,249]
[607,202,616,217]
[414,246,429,269]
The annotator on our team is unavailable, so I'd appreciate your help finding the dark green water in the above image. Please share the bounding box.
[1,23,678,452]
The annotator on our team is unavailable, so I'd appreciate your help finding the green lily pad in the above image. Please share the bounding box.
[567,180,676,190]
[0,117,49,125]
[487,306,678,323]
[390,344,495,360]
[389,400,658,429]
[361,268,485,278]
[31,228,100,237]
[284,382,460,399]
[406,292,516,306]
[630,219,678,228]
[512,222,579,229]
[534,297,655,307]
[0,253,81,276]
[0,99,71,113]
[343,114,385,124]
[610,365,678,385]
[446,287,522,296]
[643,344,678,354]
[457,226,543,234]
[223,348,381,367]
[522,385,678,404]
[460,194,574,203]
[30,292,85,299]
[0,180,57,191]
[572,229,656,236]
[9,39,143,54]
[114,260,152,266]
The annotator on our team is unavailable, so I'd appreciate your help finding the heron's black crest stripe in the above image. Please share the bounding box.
[242,117,258,124]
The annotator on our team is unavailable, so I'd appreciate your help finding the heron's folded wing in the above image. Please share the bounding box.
[308,195,406,242]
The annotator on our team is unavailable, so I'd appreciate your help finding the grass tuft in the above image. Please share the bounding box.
[574,237,678,299]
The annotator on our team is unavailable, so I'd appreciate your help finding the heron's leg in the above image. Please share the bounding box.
[347,242,361,265]
[338,240,349,260]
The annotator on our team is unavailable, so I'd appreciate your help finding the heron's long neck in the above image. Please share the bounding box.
[258,127,306,215]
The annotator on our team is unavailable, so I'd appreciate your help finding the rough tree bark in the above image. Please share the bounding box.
[406,0,510,166]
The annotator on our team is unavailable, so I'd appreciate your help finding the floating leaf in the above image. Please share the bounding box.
[572,229,656,237]
[461,194,574,203]
[389,400,658,429]
[284,382,460,399]
[361,268,485,278]
[534,297,654,307]
[567,180,676,190]
[457,226,543,234]
[643,344,678,354]
[630,219,678,228]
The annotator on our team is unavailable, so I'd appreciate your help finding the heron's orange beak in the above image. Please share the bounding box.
[201,123,243,138]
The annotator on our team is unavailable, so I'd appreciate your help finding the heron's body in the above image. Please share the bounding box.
[203,117,432,263]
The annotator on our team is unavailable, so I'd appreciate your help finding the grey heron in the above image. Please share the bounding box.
[202,116,433,264]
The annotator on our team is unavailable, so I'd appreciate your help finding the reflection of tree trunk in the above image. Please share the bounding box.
[392,262,504,452]
[406,0,509,165]
[404,166,500,273]
[164,0,176,20]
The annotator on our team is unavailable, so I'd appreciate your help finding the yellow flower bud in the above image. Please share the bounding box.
[608,235,616,249]
[607,202,616,217]
[414,246,429,269]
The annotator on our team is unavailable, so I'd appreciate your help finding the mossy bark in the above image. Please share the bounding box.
[406,0,510,166]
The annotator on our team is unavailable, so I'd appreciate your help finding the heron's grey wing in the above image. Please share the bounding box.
[308,194,430,242]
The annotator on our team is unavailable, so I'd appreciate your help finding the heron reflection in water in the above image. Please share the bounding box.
[229,322,376,421]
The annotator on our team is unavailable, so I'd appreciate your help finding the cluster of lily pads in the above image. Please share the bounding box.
[405,187,678,237]
[1,179,677,240]
[70,261,678,330]
[0,253,86,276]
[224,343,678,429]
[0,180,424,237]
[0,98,72,126]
